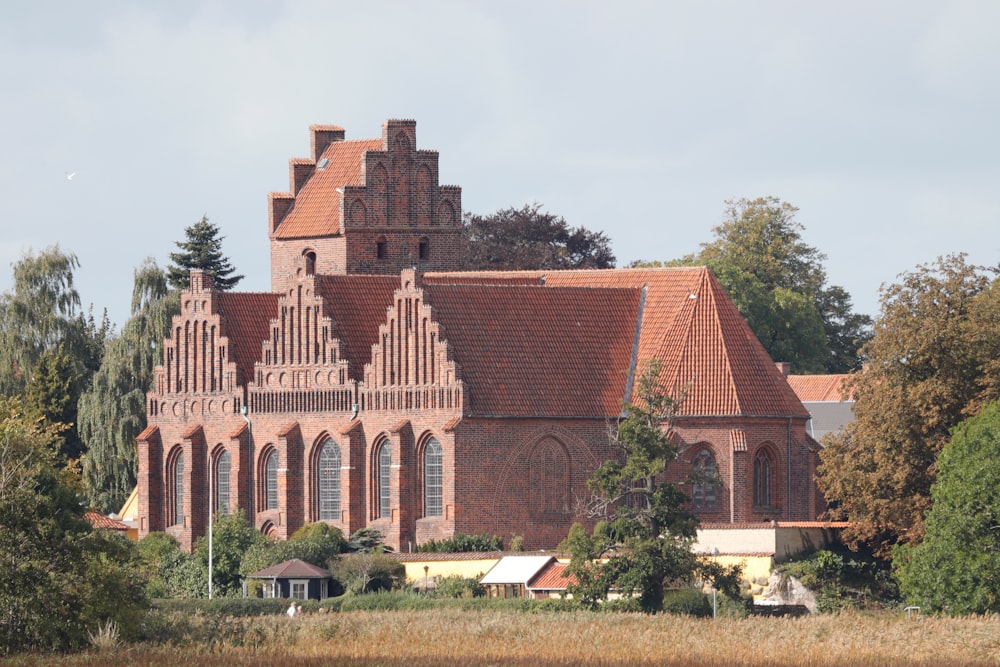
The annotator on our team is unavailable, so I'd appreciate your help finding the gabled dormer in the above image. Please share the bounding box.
[149,271,252,419]
[247,268,356,416]
[359,269,464,413]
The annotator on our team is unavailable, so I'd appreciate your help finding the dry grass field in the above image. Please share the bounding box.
[8,608,1000,666]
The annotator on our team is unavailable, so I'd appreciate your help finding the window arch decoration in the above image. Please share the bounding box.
[691,447,717,509]
[376,440,392,519]
[423,437,443,518]
[260,448,279,512]
[529,437,569,514]
[215,448,231,516]
[317,437,341,521]
[167,447,184,527]
[753,447,774,509]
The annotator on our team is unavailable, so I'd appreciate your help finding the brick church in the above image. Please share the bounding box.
[137,119,823,552]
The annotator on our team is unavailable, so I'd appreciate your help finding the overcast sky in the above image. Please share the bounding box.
[2,1,997,328]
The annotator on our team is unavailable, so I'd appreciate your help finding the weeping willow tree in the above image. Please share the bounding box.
[79,259,180,512]
[0,246,89,396]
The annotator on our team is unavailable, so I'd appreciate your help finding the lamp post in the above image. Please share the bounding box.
[208,451,213,600]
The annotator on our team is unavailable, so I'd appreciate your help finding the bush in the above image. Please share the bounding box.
[435,575,485,599]
[416,533,503,553]
[778,545,899,612]
[661,589,712,617]
[337,591,438,612]
[329,553,405,594]
[150,597,289,617]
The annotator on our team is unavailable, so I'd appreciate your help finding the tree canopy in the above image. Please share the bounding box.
[0,247,108,467]
[79,259,179,512]
[563,362,741,612]
[895,398,1000,614]
[0,397,145,654]
[461,203,615,271]
[817,254,1000,556]
[648,197,871,374]
[167,215,244,291]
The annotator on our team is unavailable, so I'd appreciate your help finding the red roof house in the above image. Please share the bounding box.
[137,119,823,553]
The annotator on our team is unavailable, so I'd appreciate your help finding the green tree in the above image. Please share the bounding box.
[78,260,179,512]
[240,522,347,579]
[563,361,738,612]
[167,215,244,291]
[818,254,1000,556]
[461,203,616,271]
[895,399,1000,614]
[194,510,267,597]
[0,397,145,654]
[0,246,106,399]
[649,197,871,373]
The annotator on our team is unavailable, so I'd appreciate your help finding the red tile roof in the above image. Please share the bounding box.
[428,267,808,418]
[273,138,383,239]
[786,374,854,402]
[528,560,577,591]
[422,283,641,417]
[84,511,129,531]
[313,275,399,381]
[216,292,281,385]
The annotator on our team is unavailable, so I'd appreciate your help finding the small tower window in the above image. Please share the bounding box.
[304,250,316,275]
[418,238,430,260]
[376,238,387,260]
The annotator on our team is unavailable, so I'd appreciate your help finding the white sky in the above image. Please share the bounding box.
[2,1,998,328]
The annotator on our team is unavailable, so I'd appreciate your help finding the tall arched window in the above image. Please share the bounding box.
[692,448,717,509]
[265,450,278,511]
[754,449,772,508]
[318,439,341,521]
[424,438,443,517]
[378,443,391,519]
[170,450,184,527]
[216,450,230,516]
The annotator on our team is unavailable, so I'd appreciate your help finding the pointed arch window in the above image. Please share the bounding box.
[318,438,341,521]
[692,448,717,509]
[169,450,184,527]
[216,450,231,516]
[424,438,443,517]
[754,449,773,509]
[378,443,391,519]
[264,450,278,511]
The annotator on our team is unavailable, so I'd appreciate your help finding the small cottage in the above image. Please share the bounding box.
[244,558,335,601]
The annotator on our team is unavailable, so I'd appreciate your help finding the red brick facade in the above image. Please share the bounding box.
[137,119,822,552]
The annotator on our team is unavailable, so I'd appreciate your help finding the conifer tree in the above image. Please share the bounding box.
[167,216,244,291]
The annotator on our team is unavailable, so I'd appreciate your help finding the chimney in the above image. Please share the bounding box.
[775,362,791,377]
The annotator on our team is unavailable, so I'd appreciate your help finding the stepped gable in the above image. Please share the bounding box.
[312,274,399,381]
[419,280,641,417]
[215,291,281,385]
[786,374,853,402]
[439,267,808,418]
[272,135,383,240]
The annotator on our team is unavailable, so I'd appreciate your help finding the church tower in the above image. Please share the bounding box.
[268,120,463,291]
